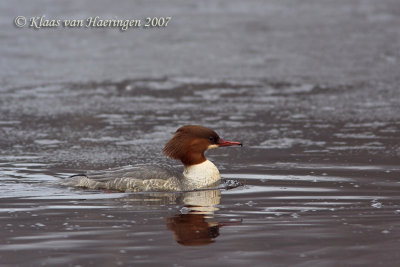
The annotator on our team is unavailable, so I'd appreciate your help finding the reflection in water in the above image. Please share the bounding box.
[111,182,242,246]
[118,189,228,246]
[166,189,225,246]
[166,213,220,246]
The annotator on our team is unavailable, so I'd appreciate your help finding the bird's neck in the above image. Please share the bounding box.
[183,160,221,189]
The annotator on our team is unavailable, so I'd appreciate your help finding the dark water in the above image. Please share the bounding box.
[1,0,400,266]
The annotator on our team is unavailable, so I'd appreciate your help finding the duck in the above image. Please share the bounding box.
[65,125,242,192]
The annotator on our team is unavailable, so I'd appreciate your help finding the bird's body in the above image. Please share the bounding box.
[65,125,241,192]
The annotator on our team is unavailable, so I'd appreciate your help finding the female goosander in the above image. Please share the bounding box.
[66,125,242,192]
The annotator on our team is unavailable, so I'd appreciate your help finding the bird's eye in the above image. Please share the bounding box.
[209,136,218,143]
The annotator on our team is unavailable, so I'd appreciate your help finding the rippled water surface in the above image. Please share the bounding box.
[1,160,400,266]
[2,0,400,266]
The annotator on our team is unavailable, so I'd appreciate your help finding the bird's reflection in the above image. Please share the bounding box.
[120,188,240,246]
[166,212,220,246]
[166,189,229,246]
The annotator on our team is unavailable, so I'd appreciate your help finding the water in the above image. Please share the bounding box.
[1,162,400,266]
[2,0,400,266]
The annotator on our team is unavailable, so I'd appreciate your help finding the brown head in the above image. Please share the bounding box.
[163,125,242,166]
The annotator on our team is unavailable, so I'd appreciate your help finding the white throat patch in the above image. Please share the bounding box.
[207,144,219,150]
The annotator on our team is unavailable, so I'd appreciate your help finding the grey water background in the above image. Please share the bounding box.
[1,0,400,266]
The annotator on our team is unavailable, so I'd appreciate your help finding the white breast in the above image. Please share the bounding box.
[183,160,221,189]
